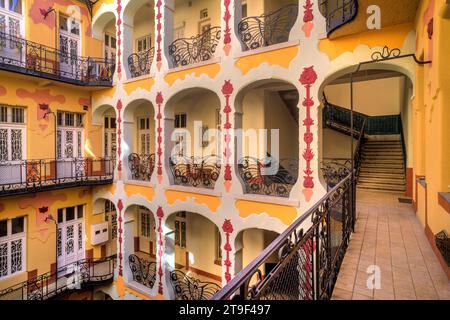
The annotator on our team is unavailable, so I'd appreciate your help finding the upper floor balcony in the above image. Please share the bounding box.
[0,157,114,197]
[0,32,115,86]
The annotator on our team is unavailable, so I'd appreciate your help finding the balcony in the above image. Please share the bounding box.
[237,4,298,51]
[0,157,114,197]
[169,155,221,190]
[127,47,154,78]
[238,157,299,198]
[128,153,155,182]
[319,0,358,36]
[0,33,115,86]
[169,26,221,68]
[0,256,116,300]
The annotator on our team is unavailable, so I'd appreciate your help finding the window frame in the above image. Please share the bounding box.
[0,216,26,280]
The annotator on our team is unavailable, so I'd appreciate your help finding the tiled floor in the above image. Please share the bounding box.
[332,190,450,300]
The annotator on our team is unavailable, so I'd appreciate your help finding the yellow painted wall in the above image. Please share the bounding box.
[173,0,221,38]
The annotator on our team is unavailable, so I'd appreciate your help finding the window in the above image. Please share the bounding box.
[57,112,84,128]
[104,200,117,240]
[174,113,186,129]
[0,217,26,279]
[200,8,208,19]
[140,207,151,238]
[242,3,248,18]
[174,212,186,248]
[136,35,151,53]
[215,227,222,263]
[59,13,80,36]
[0,105,25,124]
[0,0,22,15]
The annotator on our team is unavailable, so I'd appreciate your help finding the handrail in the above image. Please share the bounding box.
[212,173,353,300]
[169,26,221,68]
[0,255,116,300]
[0,32,115,86]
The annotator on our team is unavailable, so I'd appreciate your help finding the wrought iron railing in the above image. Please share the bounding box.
[127,47,154,78]
[169,155,221,189]
[128,153,155,182]
[435,230,449,266]
[212,174,354,300]
[238,157,298,198]
[319,0,358,36]
[0,157,114,196]
[169,26,221,68]
[0,256,116,300]
[170,270,221,300]
[238,4,298,51]
[0,32,115,86]
[323,98,400,136]
[128,254,157,289]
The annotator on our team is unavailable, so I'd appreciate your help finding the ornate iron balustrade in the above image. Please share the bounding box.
[128,153,155,182]
[0,256,116,300]
[0,157,114,196]
[169,26,221,68]
[435,230,449,266]
[127,47,154,78]
[238,157,298,198]
[169,155,221,189]
[237,4,298,51]
[212,174,354,300]
[170,270,221,300]
[319,0,358,36]
[0,32,115,86]
[128,254,157,289]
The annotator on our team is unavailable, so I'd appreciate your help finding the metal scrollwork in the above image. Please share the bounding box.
[169,26,221,68]
[320,160,351,190]
[238,4,298,51]
[371,46,401,61]
[169,155,221,189]
[170,270,221,300]
[128,254,157,289]
[238,157,298,198]
[128,47,154,78]
[128,153,155,182]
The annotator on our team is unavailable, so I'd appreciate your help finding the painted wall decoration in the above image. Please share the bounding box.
[156,206,164,294]
[117,199,124,276]
[116,0,123,79]
[223,0,232,55]
[116,100,123,176]
[30,0,92,36]
[221,80,233,192]
[222,219,233,283]
[156,0,163,70]
[302,0,314,38]
[0,85,6,96]
[156,92,164,184]
[423,0,435,61]
[299,66,317,190]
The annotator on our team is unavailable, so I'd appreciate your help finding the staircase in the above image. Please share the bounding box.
[358,138,406,193]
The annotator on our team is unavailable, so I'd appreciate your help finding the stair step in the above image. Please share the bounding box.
[359,172,405,179]
[357,182,406,192]
[362,159,404,164]
[361,164,404,169]
[358,177,406,185]
[357,186,406,194]
[362,154,404,159]
[362,150,403,154]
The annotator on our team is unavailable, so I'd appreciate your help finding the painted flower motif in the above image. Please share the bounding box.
[303,176,314,188]
[221,80,234,95]
[157,206,164,218]
[303,0,314,22]
[304,132,314,145]
[299,66,318,85]
[222,219,234,233]
[303,148,314,161]
[117,199,123,211]
[156,92,164,105]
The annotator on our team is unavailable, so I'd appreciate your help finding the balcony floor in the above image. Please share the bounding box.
[332,190,450,300]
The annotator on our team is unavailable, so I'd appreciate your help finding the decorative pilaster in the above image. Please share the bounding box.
[299,66,318,190]
[223,0,232,55]
[116,100,123,177]
[156,92,164,184]
[156,207,164,295]
[221,80,234,192]
[222,219,234,283]
[156,0,163,70]
[117,199,124,276]
[116,0,123,80]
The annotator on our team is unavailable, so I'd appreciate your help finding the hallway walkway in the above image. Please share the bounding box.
[332,191,450,300]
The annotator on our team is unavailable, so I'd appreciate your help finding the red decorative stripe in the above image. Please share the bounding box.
[116,100,123,173]
[299,66,317,189]
[117,199,124,276]
[223,0,232,45]
[222,219,234,283]
[156,0,163,63]
[221,81,233,183]
[116,0,123,79]
[303,0,314,22]
[156,92,164,180]
[157,207,164,294]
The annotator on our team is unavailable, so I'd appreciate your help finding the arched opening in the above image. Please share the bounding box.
[234,228,280,284]
[320,67,414,193]
[92,198,118,258]
[123,0,155,78]
[123,204,157,292]
[164,88,221,189]
[235,79,299,198]
[234,0,299,51]
[123,99,156,182]
[167,0,222,68]
[165,211,222,299]
[92,105,117,162]
[92,11,117,73]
